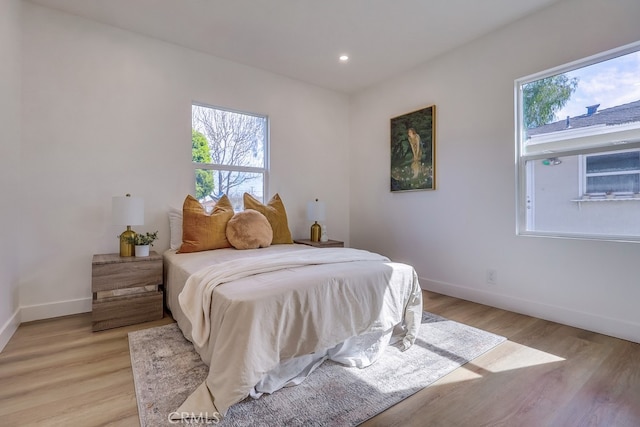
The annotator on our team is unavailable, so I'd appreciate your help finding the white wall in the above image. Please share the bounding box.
[350,0,640,343]
[19,3,350,321]
[0,0,22,351]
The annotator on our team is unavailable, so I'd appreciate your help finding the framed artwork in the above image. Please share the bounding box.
[390,105,436,192]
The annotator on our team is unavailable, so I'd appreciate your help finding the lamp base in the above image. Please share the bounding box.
[310,221,321,242]
[119,226,137,257]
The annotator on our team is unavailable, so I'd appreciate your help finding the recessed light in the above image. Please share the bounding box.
[339,55,349,62]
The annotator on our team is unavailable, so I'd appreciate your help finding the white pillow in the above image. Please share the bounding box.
[168,206,183,250]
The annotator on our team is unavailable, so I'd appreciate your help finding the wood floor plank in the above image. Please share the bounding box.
[549,338,640,427]
[0,313,172,427]
[1,293,639,427]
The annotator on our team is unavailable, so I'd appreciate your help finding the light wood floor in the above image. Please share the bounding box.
[1,291,639,427]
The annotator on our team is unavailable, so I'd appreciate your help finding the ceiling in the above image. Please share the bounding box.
[27,0,561,94]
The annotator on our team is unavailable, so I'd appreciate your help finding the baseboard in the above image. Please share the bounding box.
[20,297,92,323]
[421,277,640,344]
[0,308,20,353]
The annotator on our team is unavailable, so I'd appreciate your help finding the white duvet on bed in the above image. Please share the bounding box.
[164,245,422,419]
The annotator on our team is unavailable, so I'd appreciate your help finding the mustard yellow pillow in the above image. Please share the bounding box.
[178,195,234,253]
[243,193,293,244]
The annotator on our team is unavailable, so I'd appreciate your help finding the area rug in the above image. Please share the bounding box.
[129,312,505,426]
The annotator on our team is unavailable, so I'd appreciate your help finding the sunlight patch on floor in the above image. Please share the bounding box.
[432,365,484,385]
[433,340,565,386]
[475,340,566,373]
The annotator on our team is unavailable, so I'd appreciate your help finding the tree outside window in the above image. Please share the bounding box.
[191,104,268,210]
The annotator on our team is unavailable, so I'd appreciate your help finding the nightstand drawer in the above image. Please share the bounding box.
[92,291,163,331]
[92,258,162,292]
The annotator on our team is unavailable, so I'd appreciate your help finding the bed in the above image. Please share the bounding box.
[164,194,423,420]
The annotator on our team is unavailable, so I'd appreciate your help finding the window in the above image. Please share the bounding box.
[583,150,640,195]
[516,41,640,241]
[191,103,268,211]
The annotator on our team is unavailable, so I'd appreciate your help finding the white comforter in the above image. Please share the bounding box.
[172,247,423,419]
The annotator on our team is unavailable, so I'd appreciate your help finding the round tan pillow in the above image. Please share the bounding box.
[226,209,273,249]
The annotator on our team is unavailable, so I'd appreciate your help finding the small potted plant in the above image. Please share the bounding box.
[126,231,159,257]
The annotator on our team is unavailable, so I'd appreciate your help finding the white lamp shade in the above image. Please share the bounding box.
[307,200,326,222]
[112,195,144,226]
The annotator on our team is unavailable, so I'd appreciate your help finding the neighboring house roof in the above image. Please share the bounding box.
[527,99,640,137]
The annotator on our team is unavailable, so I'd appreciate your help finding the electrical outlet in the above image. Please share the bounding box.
[486,269,497,285]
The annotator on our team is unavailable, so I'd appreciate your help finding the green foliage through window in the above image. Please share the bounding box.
[522,74,578,129]
[192,129,215,199]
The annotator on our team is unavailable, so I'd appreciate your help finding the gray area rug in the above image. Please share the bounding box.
[129,312,505,426]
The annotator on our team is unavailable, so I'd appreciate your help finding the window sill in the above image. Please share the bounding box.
[571,196,640,202]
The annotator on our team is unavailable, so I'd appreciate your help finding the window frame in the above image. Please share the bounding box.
[191,102,270,207]
[515,40,640,242]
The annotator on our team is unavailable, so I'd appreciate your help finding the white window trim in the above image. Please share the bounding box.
[515,40,640,242]
[191,102,270,202]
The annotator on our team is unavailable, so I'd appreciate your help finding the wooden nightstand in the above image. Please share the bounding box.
[294,239,345,248]
[91,251,163,331]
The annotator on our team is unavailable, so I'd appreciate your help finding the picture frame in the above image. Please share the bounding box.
[390,105,436,192]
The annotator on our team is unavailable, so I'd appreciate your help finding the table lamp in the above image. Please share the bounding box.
[112,194,144,257]
[307,198,326,242]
